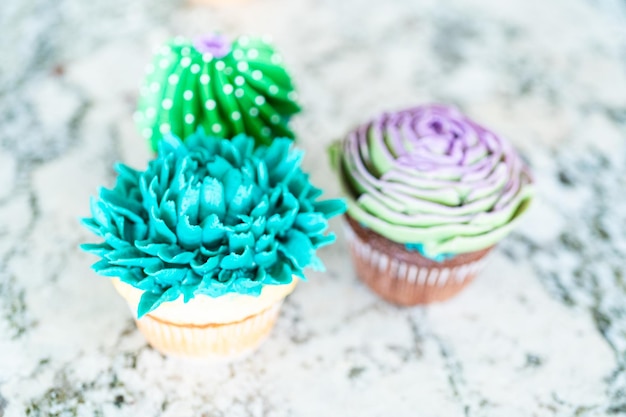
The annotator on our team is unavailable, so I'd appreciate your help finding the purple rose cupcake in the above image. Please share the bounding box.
[330,105,534,305]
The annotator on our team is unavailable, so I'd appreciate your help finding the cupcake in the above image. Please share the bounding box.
[330,105,534,305]
[135,33,300,151]
[81,131,345,359]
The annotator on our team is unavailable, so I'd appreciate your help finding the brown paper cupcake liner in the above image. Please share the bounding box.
[134,302,282,360]
[344,215,493,305]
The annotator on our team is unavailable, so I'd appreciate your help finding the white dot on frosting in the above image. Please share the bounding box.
[212,123,222,133]
[190,64,201,74]
[162,98,173,109]
[160,46,171,55]
[146,108,156,118]
[235,76,245,86]
[261,127,271,136]
[168,74,179,85]
[215,61,225,71]
[247,49,259,59]
[237,61,249,72]
[271,54,282,64]
[200,74,210,84]
[255,96,266,105]
[205,99,216,110]
[249,107,259,117]
[203,53,213,63]
[181,47,191,56]
[223,84,234,95]
[270,114,280,124]
[159,59,169,69]
[231,111,241,121]
[288,91,298,100]
[181,57,192,68]
[235,88,244,98]
[233,49,244,60]
[150,82,160,92]
[185,114,195,124]
[269,85,279,95]
[160,123,171,134]
[183,90,193,100]
[252,70,262,80]
[142,128,152,138]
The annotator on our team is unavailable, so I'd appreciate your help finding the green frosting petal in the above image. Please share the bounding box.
[81,131,345,317]
[136,34,301,151]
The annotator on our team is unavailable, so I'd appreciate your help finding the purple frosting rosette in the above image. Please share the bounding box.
[333,104,534,259]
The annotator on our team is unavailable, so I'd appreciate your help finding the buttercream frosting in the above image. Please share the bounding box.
[331,105,534,258]
[82,131,345,317]
[112,277,297,325]
[135,34,301,151]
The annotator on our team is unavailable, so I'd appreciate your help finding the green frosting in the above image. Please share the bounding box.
[135,34,301,151]
[81,131,345,317]
[331,105,534,258]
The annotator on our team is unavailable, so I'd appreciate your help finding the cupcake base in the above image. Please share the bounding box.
[135,302,282,360]
[111,278,296,360]
[344,216,492,306]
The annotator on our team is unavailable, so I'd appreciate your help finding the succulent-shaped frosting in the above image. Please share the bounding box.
[331,105,534,258]
[135,33,301,151]
[81,131,345,317]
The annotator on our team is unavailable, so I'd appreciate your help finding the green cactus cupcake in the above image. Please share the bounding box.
[135,34,301,151]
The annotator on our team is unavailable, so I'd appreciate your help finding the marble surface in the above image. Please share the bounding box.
[1,0,626,415]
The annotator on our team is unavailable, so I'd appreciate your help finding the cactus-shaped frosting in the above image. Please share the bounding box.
[332,105,534,258]
[81,131,345,317]
[136,34,301,151]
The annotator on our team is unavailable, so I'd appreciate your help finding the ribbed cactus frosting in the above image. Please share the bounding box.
[81,132,345,317]
[333,105,533,258]
[136,34,301,151]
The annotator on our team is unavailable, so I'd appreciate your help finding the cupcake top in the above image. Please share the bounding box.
[135,34,301,151]
[331,104,533,259]
[81,131,345,317]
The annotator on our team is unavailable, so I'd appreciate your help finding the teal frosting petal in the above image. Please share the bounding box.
[81,130,346,317]
[279,229,322,271]
[138,292,162,318]
[405,243,455,262]
[80,242,112,257]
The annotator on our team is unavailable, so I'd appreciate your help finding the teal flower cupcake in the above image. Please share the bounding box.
[82,131,344,359]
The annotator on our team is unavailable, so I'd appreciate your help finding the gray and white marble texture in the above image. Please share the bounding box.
[1,0,626,415]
